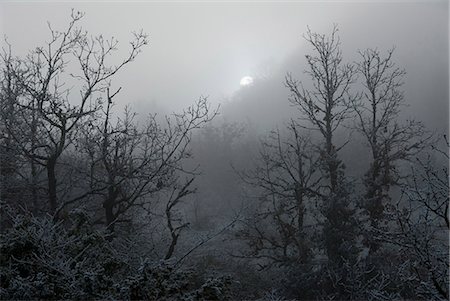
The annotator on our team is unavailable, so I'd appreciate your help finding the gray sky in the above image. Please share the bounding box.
[0,1,448,131]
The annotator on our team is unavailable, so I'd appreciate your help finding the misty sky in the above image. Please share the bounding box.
[0,1,448,131]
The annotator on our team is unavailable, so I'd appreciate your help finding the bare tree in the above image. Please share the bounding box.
[285,25,355,194]
[370,137,449,300]
[0,45,27,205]
[1,45,49,212]
[2,11,148,214]
[284,26,359,265]
[164,178,195,260]
[77,93,217,233]
[394,137,448,300]
[237,121,322,268]
[353,48,430,225]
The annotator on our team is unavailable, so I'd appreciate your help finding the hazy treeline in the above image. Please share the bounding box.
[0,12,448,300]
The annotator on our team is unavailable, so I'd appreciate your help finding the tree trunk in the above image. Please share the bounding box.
[326,133,338,193]
[165,233,178,260]
[104,187,118,233]
[47,157,57,213]
[365,159,384,220]
[31,159,38,211]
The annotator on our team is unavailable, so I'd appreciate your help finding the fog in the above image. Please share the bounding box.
[0,1,448,300]
[1,2,447,131]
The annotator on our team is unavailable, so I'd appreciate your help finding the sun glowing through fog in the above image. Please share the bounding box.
[240,76,253,86]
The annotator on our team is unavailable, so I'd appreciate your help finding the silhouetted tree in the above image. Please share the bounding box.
[77,92,216,234]
[238,121,322,268]
[381,137,449,300]
[2,10,147,215]
[285,26,359,264]
[353,48,430,226]
[0,45,29,206]
[285,25,355,194]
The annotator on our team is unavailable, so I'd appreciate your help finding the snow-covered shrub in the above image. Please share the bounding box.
[116,259,232,300]
[0,209,125,299]
[0,209,233,300]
